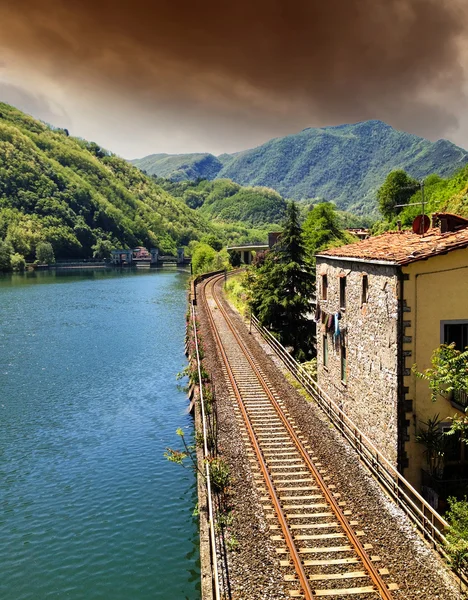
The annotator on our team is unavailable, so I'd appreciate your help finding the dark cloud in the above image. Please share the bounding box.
[0,0,466,143]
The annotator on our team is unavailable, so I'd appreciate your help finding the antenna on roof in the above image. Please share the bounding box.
[395,179,427,235]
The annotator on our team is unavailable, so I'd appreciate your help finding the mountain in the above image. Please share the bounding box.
[132,121,468,216]
[0,102,212,260]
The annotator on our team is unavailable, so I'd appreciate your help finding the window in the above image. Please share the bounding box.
[321,274,328,300]
[323,335,328,367]
[361,274,368,305]
[442,321,468,409]
[341,344,347,383]
[339,276,346,309]
[444,322,468,350]
[441,425,463,462]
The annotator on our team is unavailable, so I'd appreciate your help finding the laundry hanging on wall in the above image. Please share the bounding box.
[315,303,344,341]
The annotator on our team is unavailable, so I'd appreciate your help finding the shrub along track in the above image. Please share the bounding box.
[196,273,459,600]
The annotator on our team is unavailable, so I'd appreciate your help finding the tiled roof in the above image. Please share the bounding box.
[317,227,468,265]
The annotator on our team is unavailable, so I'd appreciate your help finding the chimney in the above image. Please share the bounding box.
[396,220,401,231]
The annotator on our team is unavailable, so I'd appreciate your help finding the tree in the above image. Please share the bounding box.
[36,241,55,264]
[228,250,241,268]
[303,202,346,256]
[201,234,223,252]
[10,253,26,271]
[378,170,419,220]
[249,202,314,359]
[0,240,12,271]
[92,239,113,260]
[191,242,217,275]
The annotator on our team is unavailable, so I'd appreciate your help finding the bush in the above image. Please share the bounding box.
[0,240,12,271]
[446,497,468,571]
[36,241,55,264]
[10,253,26,271]
[208,457,231,493]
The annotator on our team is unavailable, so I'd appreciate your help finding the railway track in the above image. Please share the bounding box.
[201,273,398,599]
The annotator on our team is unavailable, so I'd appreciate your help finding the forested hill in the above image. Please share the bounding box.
[157,178,288,227]
[133,121,468,216]
[0,102,211,260]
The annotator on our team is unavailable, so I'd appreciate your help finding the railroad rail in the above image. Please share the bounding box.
[200,272,398,599]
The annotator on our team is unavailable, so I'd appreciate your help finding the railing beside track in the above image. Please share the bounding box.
[249,313,465,579]
[190,301,221,600]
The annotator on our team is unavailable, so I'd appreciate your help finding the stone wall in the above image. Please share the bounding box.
[316,258,400,466]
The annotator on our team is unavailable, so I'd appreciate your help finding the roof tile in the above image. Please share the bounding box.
[317,227,468,265]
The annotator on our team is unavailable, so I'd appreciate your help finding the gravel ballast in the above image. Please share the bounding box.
[196,277,461,600]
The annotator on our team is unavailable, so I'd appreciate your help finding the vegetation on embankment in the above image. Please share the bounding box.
[374,165,468,232]
[224,273,250,317]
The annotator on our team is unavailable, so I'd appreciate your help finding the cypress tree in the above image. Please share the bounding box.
[250,202,314,359]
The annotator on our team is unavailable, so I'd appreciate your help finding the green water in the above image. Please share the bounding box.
[0,269,200,600]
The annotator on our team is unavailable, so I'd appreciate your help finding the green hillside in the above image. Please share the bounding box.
[383,166,468,229]
[0,102,212,260]
[133,152,225,181]
[133,121,468,216]
[157,178,287,226]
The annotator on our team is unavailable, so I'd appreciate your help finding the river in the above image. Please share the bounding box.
[0,268,200,600]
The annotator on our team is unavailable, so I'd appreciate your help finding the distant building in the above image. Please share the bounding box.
[133,247,150,259]
[315,213,468,509]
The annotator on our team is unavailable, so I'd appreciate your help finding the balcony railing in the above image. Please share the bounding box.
[422,468,468,499]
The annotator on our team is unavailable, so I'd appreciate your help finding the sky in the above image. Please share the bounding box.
[0,0,467,159]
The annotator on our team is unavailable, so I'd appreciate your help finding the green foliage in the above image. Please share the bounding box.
[225,273,250,316]
[414,344,468,446]
[92,239,113,260]
[133,153,223,181]
[303,202,349,256]
[36,241,55,264]
[208,457,231,493]
[10,252,26,271]
[377,170,419,219]
[200,233,223,251]
[445,497,468,572]
[375,165,468,231]
[228,249,241,267]
[300,358,317,381]
[191,242,217,275]
[226,535,239,552]
[0,239,12,271]
[248,202,315,359]
[0,101,213,263]
[156,178,287,227]
[413,343,468,403]
[415,414,446,477]
[135,121,468,216]
[191,241,229,276]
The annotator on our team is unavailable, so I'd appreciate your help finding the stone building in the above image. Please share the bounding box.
[315,213,468,505]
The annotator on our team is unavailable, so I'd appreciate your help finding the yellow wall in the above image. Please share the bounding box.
[402,247,468,485]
